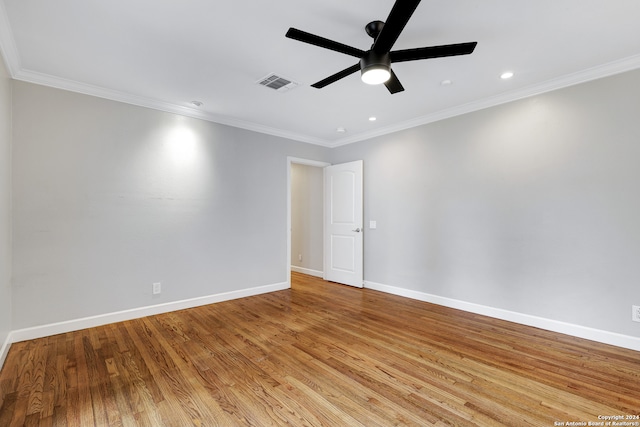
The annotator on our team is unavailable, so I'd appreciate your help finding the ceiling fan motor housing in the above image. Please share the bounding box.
[360,50,391,83]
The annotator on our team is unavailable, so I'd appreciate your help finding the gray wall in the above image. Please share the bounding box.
[0,54,12,348]
[332,69,640,337]
[11,81,329,329]
[290,163,323,273]
[7,66,640,341]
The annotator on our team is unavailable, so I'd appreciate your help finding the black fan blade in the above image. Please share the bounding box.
[390,42,477,63]
[372,0,422,54]
[311,63,361,89]
[384,69,404,94]
[286,28,365,58]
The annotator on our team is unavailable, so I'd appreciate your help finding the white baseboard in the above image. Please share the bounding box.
[9,281,289,345]
[0,332,11,370]
[364,280,640,352]
[291,266,323,278]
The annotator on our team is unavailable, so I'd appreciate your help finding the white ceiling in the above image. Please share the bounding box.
[1,0,640,147]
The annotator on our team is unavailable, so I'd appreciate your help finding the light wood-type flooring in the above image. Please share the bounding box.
[1,272,639,426]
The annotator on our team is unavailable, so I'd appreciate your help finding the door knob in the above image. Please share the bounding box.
[352,228,361,232]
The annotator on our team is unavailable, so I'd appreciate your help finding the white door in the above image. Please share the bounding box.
[324,160,363,288]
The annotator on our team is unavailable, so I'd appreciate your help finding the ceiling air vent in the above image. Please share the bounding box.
[256,73,298,92]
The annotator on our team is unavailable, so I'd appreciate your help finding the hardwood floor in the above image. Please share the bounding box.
[1,272,639,426]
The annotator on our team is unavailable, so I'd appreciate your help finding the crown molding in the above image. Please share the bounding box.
[328,53,640,147]
[4,23,640,150]
[14,68,334,147]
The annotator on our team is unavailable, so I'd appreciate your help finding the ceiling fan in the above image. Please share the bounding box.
[285,0,477,94]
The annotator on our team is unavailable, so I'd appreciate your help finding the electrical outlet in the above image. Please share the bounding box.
[152,282,162,295]
[298,254,302,261]
[633,305,640,323]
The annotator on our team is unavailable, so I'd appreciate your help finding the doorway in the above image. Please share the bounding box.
[286,157,364,288]
[287,157,330,286]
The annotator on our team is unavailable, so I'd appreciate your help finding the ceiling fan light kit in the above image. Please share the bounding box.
[360,51,391,85]
[285,0,477,94]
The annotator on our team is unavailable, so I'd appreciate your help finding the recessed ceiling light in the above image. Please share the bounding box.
[369,116,377,121]
[190,100,204,107]
[440,79,453,86]
[336,127,347,133]
[500,71,514,80]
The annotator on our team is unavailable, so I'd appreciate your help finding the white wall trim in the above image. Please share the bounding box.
[327,54,640,147]
[290,266,323,278]
[0,332,12,370]
[287,157,332,168]
[8,281,289,345]
[11,69,333,147]
[2,0,640,150]
[7,55,640,148]
[3,29,639,149]
[364,280,640,352]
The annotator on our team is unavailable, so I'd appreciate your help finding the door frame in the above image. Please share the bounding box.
[286,157,331,287]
